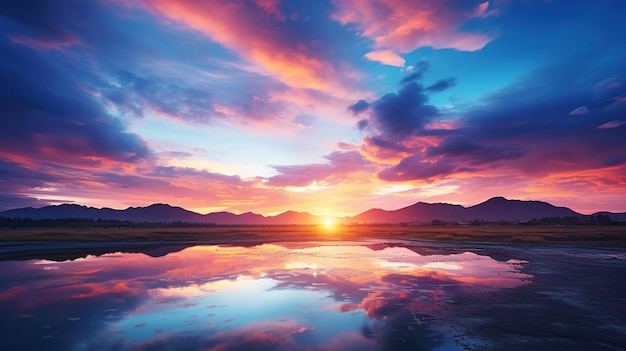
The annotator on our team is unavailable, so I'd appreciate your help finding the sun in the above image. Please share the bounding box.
[318,217,340,235]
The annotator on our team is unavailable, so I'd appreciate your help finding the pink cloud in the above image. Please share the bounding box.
[9,34,83,50]
[251,0,285,20]
[364,49,405,66]
[267,151,377,187]
[569,106,590,115]
[597,120,626,129]
[332,0,496,54]
[134,0,360,97]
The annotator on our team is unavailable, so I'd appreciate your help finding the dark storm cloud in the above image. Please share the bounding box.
[426,77,457,92]
[348,99,370,115]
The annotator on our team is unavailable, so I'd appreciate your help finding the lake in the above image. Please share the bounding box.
[1,239,625,350]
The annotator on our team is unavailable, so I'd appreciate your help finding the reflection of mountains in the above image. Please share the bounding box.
[0,242,193,261]
[3,196,625,224]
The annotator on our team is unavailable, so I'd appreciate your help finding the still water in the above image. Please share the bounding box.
[1,240,624,350]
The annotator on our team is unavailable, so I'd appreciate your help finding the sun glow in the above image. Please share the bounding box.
[318,217,340,235]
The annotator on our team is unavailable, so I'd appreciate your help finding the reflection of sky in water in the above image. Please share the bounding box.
[0,241,531,350]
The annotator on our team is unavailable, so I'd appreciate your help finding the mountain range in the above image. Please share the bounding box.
[1,197,625,225]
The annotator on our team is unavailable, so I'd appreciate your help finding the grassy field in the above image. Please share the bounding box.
[2,225,626,246]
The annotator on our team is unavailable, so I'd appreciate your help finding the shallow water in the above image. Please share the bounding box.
[1,240,624,350]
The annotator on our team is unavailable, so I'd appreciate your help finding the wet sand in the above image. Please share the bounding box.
[420,242,626,350]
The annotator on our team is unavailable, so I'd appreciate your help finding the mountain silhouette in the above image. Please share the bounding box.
[1,197,625,225]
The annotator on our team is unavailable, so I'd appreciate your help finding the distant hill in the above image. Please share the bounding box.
[347,197,583,224]
[464,197,581,222]
[1,197,623,225]
[591,212,626,222]
[350,202,465,223]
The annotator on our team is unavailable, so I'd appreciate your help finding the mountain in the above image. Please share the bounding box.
[0,203,207,223]
[264,211,319,225]
[464,197,581,222]
[1,197,622,225]
[348,197,583,224]
[0,203,320,225]
[204,211,265,225]
[123,204,205,222]
[350,202,465,224]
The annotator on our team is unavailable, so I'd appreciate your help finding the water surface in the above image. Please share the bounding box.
[1,240,624,350]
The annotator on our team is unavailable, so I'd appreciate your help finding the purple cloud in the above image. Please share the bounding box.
[378,155,456,181]
[363,47,626,183]
[368,82,438,139]
[426,77,457,92]
[0,39,152,166]
[267,151,375,187]
[348,99,370,115]
[399,61,429,85]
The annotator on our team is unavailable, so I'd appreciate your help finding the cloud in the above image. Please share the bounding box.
[426,77,457,92]
[364,136,409,153]
[348,100,370,115]
[375,53,626,184]
[364,49,405,67]
[135,0,362,97]
[425,136,527,165]
[425,136,482,156]
[569,106,589,115]
[266,151,375,187]
[148,166,244,185]
[357,119,369,130]
[368,82,438,139]
[0,39,152,168]
[0,160,65,210]
[332,0,497,56]
[0,0,84,49]
[597,120,626,129]
[378,155,456,181]
[99,70,221,122]
[400,61,429,85]
[292,114,316,127]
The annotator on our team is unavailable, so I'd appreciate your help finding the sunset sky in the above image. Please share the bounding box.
[1,0,625,216]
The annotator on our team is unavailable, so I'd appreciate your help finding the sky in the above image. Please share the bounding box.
[1,0,625,216]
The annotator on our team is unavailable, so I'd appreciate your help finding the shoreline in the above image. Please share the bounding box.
[2,225,625,261]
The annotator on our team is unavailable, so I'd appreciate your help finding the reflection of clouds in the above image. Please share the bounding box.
[422,262,462,270]
[0,241,531,350]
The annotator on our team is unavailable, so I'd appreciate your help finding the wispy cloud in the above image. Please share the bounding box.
[332,0,497,62]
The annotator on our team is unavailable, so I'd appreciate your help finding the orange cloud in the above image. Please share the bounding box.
[332,0,495,54]
[364,49,406,66]
[136,0,360,97]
